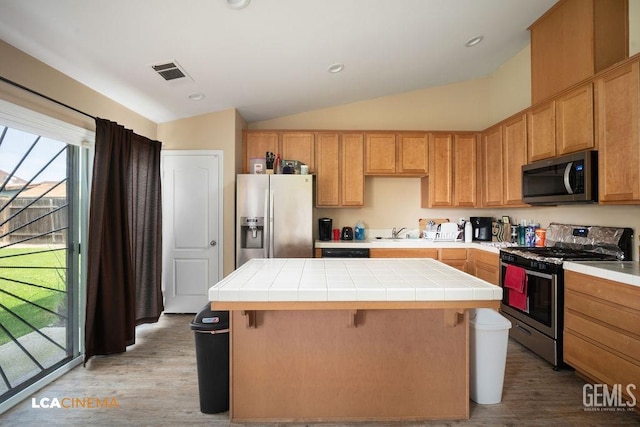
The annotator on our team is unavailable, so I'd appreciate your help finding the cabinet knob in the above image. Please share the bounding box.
[210,240,217,246]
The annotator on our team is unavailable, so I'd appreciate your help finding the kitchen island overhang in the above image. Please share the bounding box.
[209,258,502,423]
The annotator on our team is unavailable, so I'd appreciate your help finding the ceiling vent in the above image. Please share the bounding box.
[151,61,193,82]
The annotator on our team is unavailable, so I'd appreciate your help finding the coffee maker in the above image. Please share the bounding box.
[470,217,492,241]
[318,218,332,241]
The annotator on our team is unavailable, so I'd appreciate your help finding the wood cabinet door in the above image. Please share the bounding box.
[481,126,504,207]
[315,133,340,207]
[530,0,565,104]
[341,133,365,207]
[453,134,477,207]
[365,133,396,174]
[596,60,640,203]
[281,132,315,172]
[556,83,594,155]
[244,132,279,172]
[428,133,454,207]
[527,101,556,162]
[502,113,528,206]
[397,132,428,174]
[471,250,499,286]
[370,248,438,258]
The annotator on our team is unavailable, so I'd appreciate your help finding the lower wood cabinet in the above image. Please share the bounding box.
[564,271,640,407]
[470,249,499,286]
[369,248,438,258]
[438,248,467,272]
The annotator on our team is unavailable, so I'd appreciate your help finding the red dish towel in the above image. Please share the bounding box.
[504,265,528,312]
[508,279,528,312]
[504,265,526,292]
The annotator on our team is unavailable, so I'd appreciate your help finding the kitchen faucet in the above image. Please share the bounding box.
[391,227,407,239]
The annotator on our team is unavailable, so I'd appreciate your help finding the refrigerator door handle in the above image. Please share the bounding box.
[269,189,275,258]
[263,188,269,258]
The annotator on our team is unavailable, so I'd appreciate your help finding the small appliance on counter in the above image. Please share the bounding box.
[470,217,492,241]
[319,218,332,241]
[341,226,354,240]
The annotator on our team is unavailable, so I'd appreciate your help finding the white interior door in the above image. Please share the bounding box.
[161,151,223,313]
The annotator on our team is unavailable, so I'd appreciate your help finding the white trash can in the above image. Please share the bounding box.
[469,308,512,404]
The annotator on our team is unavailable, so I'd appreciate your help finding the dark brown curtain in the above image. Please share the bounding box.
[84,118,163,363]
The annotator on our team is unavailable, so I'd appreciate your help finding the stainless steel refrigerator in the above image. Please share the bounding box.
[236,174,313,267]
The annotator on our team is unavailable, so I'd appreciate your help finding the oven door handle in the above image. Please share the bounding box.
[501,262,554,280]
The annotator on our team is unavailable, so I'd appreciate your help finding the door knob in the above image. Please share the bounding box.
[210,240,217,246]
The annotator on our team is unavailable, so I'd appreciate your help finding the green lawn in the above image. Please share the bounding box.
[0,247,68,346]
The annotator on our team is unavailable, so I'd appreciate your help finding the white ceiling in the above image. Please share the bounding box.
[0,0,557,124]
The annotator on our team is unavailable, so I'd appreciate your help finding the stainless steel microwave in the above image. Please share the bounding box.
[522,150,598,205]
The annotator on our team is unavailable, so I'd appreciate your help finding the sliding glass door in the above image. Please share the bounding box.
[0,123,84,406]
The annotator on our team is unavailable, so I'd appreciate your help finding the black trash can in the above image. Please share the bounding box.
[190,305,230,414]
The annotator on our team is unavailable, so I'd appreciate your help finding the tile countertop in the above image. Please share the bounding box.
[315,239,504,253]
[209,258,502,303]
[564,261,640,288]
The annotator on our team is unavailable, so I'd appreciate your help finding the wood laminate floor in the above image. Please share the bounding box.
[1,313,639,426]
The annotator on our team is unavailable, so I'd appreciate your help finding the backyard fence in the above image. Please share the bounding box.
[0,195,67,245]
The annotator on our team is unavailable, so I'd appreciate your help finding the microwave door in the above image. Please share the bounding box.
[563,162,574,194]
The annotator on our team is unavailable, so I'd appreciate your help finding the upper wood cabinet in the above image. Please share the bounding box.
[426,133,453,207]
[422,133,477,208]
[315,133,341,207]
[595,59,640,204]
[365,133,396,174]
[315,132,364,207]
[481,113,528,208]
[244,131,315,173]
[340,133,365,207]
[397,133,429,174]
[281,132,315,173]
[528,82,595,162]
[502,113,528,207]
[453,134,478,207]
[556,83,594,155]
[481,125,504,207]
[365,132,429,176]
[527,101,556,162]
[244,131,278,172]
[530,0,628,104]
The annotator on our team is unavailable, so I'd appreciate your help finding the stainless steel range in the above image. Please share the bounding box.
[499,223,633,368]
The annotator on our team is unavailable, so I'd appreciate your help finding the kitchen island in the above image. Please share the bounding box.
[209,258,502,423]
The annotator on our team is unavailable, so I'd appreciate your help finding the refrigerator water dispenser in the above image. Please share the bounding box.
[240,216,264,249]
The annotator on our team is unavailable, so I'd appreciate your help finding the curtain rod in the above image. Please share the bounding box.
[0,75,96,120]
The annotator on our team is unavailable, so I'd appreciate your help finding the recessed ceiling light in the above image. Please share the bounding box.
[227,0,250,9]
[328,63,344,73]
[465,36,484,47]
[188,93,205,101]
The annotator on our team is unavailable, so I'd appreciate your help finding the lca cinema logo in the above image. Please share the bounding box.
[583,384,637,411]
[31,396,119,409]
